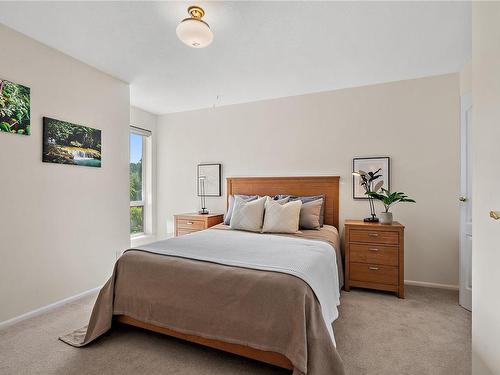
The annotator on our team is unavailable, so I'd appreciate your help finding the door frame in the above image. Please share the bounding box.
[459,91,472,311]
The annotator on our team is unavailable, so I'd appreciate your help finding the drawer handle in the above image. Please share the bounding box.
[369,266,379,271]
[369,248,379,252]
[186,221,193,225]
[368,233,379,237]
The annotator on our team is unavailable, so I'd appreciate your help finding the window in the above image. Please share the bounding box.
[130,126,152,236]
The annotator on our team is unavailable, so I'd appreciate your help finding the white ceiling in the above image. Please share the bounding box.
[0,1,471,114]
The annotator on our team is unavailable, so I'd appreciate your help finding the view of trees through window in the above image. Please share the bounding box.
[130,132,144,234]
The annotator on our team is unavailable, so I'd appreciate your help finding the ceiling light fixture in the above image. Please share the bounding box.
[176,6,213,48]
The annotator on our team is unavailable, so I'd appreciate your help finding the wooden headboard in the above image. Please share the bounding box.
[226,176,340,229]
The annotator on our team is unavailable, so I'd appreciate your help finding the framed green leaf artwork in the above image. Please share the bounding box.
[352,157,390,199]
[43,117,102,168]
[0,78,31,135]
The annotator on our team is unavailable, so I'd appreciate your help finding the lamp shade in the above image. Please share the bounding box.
[176,18,213,48]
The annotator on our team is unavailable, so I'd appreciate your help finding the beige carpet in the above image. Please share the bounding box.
[0,286,470,375]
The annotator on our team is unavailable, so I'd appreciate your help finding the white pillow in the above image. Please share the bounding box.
[230,196,266,232]
[262,199,302,234]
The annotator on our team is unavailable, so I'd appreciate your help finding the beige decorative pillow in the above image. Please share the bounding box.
[230,196,266,232]
[224,194,259,225]
[299,198,323,230]
[262,199,302,234]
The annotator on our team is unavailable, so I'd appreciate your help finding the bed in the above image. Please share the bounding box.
[60,176,344,375]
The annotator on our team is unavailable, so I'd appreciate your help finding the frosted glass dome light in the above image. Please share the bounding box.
[176,6,213,48]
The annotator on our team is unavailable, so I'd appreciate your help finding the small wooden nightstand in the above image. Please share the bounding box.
[174,213,224,237]
[344,220,405,298]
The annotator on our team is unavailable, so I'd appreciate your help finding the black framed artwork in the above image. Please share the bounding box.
[43,117,102,168]
[197,163,222,197]
[352,157,390,199]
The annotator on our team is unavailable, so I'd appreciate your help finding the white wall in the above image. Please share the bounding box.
[0,25,130,322]
[472,3,500,374]
[130,106,158,246]
[131,106,157,132]
[460,62,472,95]
[156,73,460,287]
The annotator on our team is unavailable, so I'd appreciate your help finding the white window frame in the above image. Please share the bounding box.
[130,126,152,238]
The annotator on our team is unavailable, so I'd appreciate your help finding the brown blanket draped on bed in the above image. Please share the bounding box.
[60,228,345,375]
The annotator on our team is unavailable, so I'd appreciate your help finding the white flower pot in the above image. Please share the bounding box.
[379,212,393,225]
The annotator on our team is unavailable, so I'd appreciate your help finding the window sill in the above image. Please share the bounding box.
[130,233,155,248]
[130,233,174,248]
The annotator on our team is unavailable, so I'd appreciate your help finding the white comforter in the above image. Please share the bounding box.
[137,228,341,344]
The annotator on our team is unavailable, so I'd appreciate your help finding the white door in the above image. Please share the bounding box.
[459,92,472,311]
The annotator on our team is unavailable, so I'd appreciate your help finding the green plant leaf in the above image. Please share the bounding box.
[367,188,416,211]
[0,122,10,132]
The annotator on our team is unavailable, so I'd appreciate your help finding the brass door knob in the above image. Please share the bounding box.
[490,211,500,220]
[459,196,467,202]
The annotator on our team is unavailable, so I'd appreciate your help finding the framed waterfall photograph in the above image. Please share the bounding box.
[42,117,102,167]
[352,157,390,199]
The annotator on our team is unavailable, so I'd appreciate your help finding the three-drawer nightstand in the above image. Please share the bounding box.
[344,220,405,298]
[174,213,224,237]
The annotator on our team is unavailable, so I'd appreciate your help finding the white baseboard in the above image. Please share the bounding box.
[404,280,459,290]
[0,286,100,330]
[0,280,458,330]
